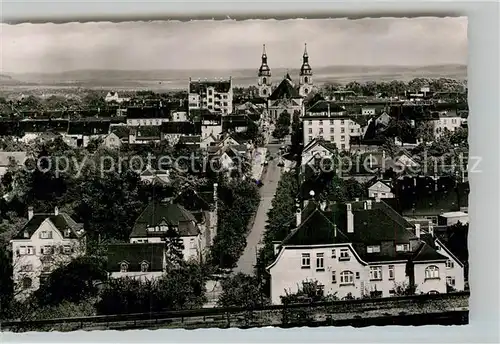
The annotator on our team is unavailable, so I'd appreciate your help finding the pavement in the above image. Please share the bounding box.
[250,147,268,181]
[234,143,282,275]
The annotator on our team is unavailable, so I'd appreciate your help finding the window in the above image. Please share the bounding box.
[341,144,346,150]
[190,238,196,249]
[446,276,456,286]
[316,253,324,270]
[21,264,33,272]
[355,272,360,279]
[340,271,354,285]
[367,245,381,253]
[341,127,345,133]
[41,246,53,255]
[319,120,323,126]
[329,127,334,134]
[331,136,335,142]
[330,119,334,125]
[308,136,313,142]
[341,135,345,141]
[339,249,350,261]
[381,193,386,197]
[308,120,312,125]
[308,128,312,134]
[223,102,228,106]
[446,260,454,268]
[340,120,345,125]
[396,244,410,252]
[331,249,336,258]
[425,265,440,279]
[370,266,383,280]
[208,89,213,96]
[332,271,337,283]
[39,231,53,239]
[223,94,228,99]
[120,262,129,273]
[140,261,149,272]
[21,277,32,289]
[350,128,354,133]
[319,128,324,134]
[63,245,72,254]
[388,265,395,280]
[452,119,457,124]
[301,253,311,268]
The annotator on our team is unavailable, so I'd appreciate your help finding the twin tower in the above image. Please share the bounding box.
[257,43,314,99]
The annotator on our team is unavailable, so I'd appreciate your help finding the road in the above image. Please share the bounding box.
[234,143,282,275]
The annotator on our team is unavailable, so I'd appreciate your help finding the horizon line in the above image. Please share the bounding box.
[4,63,467,75]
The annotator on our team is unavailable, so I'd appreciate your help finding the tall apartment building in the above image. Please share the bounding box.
[303,100,362,151]
[188,78,233,115]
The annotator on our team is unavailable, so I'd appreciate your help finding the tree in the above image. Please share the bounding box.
[218,273,268,308]
[415,121,435,143]
[33,256,107,306]
[164,227,185,268]
[0,245,13,319]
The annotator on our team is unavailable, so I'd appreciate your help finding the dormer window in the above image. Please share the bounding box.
[120,262,129,273]
[140,261,149,272]
[23,231,29,238]
[64,228,71,238]
[367,245,381,253]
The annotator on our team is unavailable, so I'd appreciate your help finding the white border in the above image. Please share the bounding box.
[1,1,499,343]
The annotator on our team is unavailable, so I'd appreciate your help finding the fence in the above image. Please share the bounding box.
[1,292,469,332]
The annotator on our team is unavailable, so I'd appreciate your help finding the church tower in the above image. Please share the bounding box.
[257,44,272,98]
[299,43,313,97]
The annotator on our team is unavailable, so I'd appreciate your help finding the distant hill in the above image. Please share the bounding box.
[3,64,467,91]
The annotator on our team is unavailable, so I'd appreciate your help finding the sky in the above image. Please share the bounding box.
[1,17,467,74]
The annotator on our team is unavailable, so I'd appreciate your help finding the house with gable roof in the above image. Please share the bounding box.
[300,137,338,168]
[267,199,449,304]
[10,206,85,299]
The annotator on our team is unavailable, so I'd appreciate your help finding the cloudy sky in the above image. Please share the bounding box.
[1,17,467,74]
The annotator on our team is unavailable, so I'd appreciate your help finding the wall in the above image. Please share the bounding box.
[11,219,83,299]
[302,118,361,150]
[368,182,394,199]
[413,261,447,294]
[269,244,410,304]
[434,241,466,291]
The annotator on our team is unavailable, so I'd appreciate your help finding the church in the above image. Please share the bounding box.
[257,44,315,121]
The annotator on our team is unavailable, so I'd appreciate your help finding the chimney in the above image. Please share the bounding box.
[295,200,302,228]
[415,223,421,238]
[346,203,354,233]
[354,198,360,202]
[319,200,327,211]
[366,200,372,210]
[54,206,59,216]
[28,206,34,221]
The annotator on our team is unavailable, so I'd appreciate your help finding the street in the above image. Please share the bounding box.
[234,143,282,275]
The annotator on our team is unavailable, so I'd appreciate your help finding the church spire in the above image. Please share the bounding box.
[259,44,271,77]
[300,43,312,76]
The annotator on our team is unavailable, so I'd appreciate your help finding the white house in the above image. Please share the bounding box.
[106,243,166,281]
[267,200,449,304]
[429,235,466,292]
[101,132,122,150]
[300,138,337,167]
[10,206,85,300]
[432,110,464,137]
[302,100,361,150]
[105,92,130,104]
[367,180,394,199]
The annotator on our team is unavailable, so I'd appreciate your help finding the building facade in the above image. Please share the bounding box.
[267,200,450,304]
[188,78,233,115]
[302,100,362,150]
[10,206,85,300]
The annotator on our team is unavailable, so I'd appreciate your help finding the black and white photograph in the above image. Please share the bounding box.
[0,17,469,332]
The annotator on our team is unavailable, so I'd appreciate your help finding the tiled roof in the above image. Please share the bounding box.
[160,121,201,135]
[268,78,301,101]
[126,106,173,119]
[306,100,346,114]
[106,243,165,272]
[412,242,448,262]
[130,201,200,238]
[189,80,231,94]
[174,188,213,212]
[280,200,439,263]
[67,120,111,135]
[178,135,201,145]
[12,212,84,240]
[111,125,131,139]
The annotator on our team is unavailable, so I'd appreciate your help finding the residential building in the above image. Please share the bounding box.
[160,122,202,145]
[188,78,233,115]
[432,110,464,137]
[438,211,469,226]
[10,206,85,299]
[267,199,449,304]
[361,107,376,116]
[300,138,337,167]
[64,119,111,148]
[302,100,361,150]
[105,92,130,104]
[128,186,218,261]
[367,179,394,199]
[101,132,123,149]
[125,106,173,126]
[106,243,166,281]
